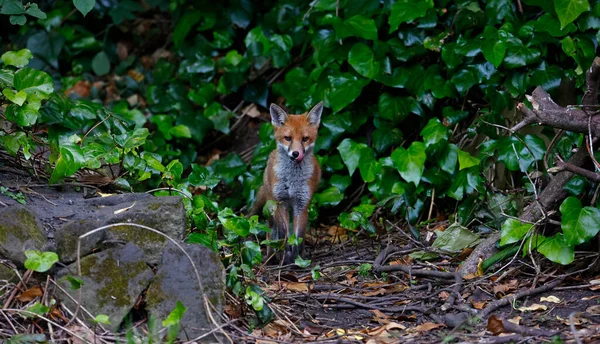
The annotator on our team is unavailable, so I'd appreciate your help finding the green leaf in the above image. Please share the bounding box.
[554,0,590,29]
[420,118,449,147]
[457,150,480,170]
[295,257,311,268]
[536,234,574,265]
[1,49,33,67]
[326,73,369,113]
[345,15,378,40]
[389,0,433,33]
[314,186,344,207]
[218,208,250,237]
[337,138,366,176]
[24,250,58,272]
[121,128,149,150]
[162,301,187,327]
[13,68,53,99]
[93,314,111,325]
[348,43,379,79]
[391,141,426,186]
[378,93,414,123]
[173,10,202,48]
[372,127,402,154]
[91,51,110,76]
[49,144,85,183]
[438,143,458,174]
[432,223,480,252]
[189,164,220,189]
[65,276,84,290]
[169,125,192,138]
[25,3,46,19]
[242,241,262,266]
[1,0,25,15]
[560,196,600,246]
[500,219,534,246]
[2,89,27,106]
[26,302,50,317]
[73,0,95,17]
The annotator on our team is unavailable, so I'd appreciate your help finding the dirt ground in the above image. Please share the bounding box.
[2,161,600,343]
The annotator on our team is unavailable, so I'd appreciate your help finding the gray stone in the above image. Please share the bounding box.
[56,194,187,264]
[0,205,53,267]
[0,263,19,283]
[56,243,154,332]
[146,241,225,342]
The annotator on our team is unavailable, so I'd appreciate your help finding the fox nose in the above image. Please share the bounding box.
[291,151,299,159]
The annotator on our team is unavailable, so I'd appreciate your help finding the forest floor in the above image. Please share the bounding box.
[231,226,600,343]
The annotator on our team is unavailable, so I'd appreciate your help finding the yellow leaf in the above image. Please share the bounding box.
[540,295,561,303]
[517,303,547,312]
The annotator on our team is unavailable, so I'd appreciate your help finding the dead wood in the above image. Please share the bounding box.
[459,57,600,276]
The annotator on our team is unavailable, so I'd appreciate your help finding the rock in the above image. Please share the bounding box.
[0,264,19,283]
[0,205,53,267]
[146,241,225,342]
[56,194,187,264]
[56,243,153,332]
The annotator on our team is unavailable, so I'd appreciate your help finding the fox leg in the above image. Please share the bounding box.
[284,206,308,265]
[267,201,289,263]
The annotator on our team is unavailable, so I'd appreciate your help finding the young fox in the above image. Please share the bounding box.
[250,102,323,264]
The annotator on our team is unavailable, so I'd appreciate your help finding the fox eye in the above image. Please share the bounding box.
[284,136,292,142]
[302,136,309,142]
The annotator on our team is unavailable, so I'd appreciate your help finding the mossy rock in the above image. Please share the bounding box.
[0,205,53,267]
[56,193,187,264]
[145,241,225,342]
[56,243,153,332]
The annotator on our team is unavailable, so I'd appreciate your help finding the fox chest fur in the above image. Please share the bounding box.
[271,150,317,212]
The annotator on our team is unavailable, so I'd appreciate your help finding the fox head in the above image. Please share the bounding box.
[270,102,323,163]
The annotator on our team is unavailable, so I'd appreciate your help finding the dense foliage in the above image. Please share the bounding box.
[1,0,600,322]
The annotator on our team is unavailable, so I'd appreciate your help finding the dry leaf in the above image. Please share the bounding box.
[583,295,600,301]
[17,286,43,302]
[68,325,96,344]
[508,316,521,325]
[242,104,262,118]
[556,315,589,326]
[283,282,310,292]
[462,272,479,280]
[64,80,91,98]
[540,295,561,303]
[493,279,518,295]
[367,322,407,337]
[586,305,600,314]
[370,309,391,325]
[127,70,144,82]
[363,288,386,297]
[487,315,506,335]
[412,322,445,332]
[471,300,486,310]
[439,291,450,301]
[517,303,547,312]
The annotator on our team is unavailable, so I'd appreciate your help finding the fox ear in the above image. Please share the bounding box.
[270,103,288,127]
[306,101,323,126]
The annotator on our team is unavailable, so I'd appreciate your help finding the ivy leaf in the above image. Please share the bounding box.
[218,208,250,237]
[348,43,379,79]
[162,301,187,327]
[536,234,574,265]
[345,15,378,40]
[391,142,426,186]
[13,68,54,98]
[389,0,434,33]
[337,138,364,176]
[24,250,59,272]
[1,0,25,15]
[554,0,590,29]
[73,0,96,17]
[314,186,344,207]
[420,118,449,147]
[457,149,480,170]
[438,143,458,173]
[500,219,534,246]
[91,51,110,76]
[560,196,600,246]
[25,4,46,19]
[49,144,85,183]
[378,93,414,123]
[2,89,27,106]
[326,73,369,113]
[372,127,402,154]
[93,314,111,325]
[189,164,220,189]
[1,49,33,67]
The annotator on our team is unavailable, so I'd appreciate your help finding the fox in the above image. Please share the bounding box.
[250,102,323,264]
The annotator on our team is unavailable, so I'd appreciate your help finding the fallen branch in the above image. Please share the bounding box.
[477,278,564,320]
[373,245,456,280]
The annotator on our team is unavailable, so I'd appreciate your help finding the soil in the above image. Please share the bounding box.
[1,161,600,343]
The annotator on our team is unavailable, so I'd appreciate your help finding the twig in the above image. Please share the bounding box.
[478,278,564,319]
[553,161,600,182]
